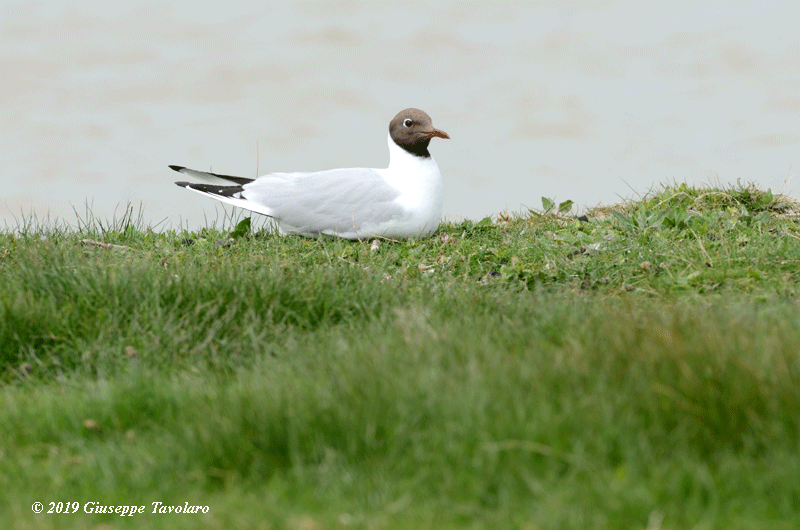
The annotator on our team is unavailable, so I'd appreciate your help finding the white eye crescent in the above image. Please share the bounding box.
[403,118,413,127]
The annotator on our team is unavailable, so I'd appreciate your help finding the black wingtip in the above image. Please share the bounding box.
[169,165,186,172]
[175,181,191,188]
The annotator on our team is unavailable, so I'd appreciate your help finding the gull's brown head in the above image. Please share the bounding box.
[389,108,449,157]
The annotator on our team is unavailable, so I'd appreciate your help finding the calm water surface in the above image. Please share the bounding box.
[3,1,799,229]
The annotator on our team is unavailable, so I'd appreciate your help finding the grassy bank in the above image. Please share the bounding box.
[2,183,799,529]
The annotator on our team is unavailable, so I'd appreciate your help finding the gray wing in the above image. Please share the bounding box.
[242,168,404,233]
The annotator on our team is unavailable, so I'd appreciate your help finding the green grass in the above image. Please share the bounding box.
[2,182,800,529]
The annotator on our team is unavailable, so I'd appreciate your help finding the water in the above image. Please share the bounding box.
[3,1,798,230]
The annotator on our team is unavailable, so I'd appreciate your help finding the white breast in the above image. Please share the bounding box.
[376,132,444,238]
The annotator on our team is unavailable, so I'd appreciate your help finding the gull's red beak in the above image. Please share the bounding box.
[425,129,450,140]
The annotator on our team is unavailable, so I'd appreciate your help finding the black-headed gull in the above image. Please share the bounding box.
[170,108,449,239]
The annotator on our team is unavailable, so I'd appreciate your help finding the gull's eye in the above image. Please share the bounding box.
[403,118,413,127]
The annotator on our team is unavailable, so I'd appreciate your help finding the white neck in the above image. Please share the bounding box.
[384,132,438,183]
